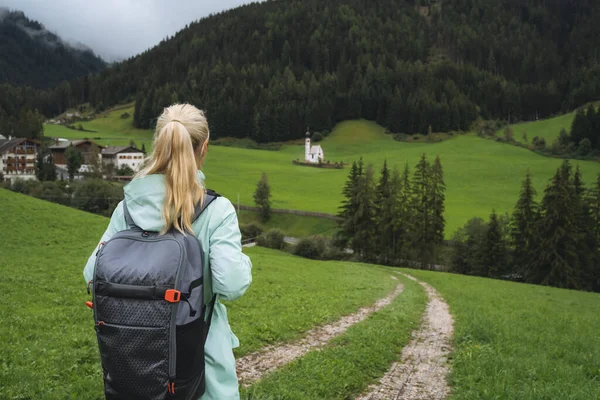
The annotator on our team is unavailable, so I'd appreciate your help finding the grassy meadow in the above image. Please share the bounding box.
[0,189,403,399]
[44,105,154,149]
[2,189,600,399]
[407,269,600,400]
[496,112,576,145]
[237,210,338,238]
[43,107,600,236]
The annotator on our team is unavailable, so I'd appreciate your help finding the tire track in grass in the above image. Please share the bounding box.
[236,279,405,386]
[357,273,454,400]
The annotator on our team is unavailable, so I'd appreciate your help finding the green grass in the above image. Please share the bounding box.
[43,110,600,236]
[243,274,426,399]
[405,269,600,400]
[238,210,338,238]
[496,112,576,145]
[0,189,399,398]
[203,120,600,235]
[44,105,154,149]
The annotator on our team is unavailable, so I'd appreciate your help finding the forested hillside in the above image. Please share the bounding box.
[0,9,105,89]
[2,0,600,142]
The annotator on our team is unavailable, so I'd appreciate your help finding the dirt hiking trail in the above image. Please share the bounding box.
[357,273,454,400]
[236,279,405,386]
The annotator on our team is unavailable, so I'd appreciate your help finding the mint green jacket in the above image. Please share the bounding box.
[83,171,252,400]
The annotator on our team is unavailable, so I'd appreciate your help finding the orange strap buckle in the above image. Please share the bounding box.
[86,301,94,309]
[165,289,181,303]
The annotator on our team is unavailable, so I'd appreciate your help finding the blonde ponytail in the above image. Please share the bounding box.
[136,104,210,234]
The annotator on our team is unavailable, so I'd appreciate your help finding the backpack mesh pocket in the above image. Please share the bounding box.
[97,323,170,400]
[96,295,171,327]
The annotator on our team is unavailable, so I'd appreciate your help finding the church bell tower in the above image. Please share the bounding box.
[305,128,311,162]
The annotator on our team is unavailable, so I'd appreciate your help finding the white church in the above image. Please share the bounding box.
[305,130,324,163]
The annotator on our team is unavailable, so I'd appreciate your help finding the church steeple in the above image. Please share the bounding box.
[305,128,311,162]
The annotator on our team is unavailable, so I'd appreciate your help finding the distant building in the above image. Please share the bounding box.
[0,137,40,183]
[304,130,324,163]
[101,146,145,172]
[49,139,104,178]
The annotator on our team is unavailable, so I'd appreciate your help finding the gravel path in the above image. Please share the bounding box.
[356,273,454,400]
[236,279,405,386]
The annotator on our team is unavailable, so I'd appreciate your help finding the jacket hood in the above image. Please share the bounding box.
[123,170,205,232]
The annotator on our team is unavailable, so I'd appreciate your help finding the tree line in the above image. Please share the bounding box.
[2,0,600,142]
[336,154,445,268]
[450,162,600,292]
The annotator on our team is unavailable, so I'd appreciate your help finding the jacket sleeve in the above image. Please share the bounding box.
[209,202,252,301]
[83,202,126,283]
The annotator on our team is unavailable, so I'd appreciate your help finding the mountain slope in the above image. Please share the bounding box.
[0,8,105,88]
[4,0,600,142]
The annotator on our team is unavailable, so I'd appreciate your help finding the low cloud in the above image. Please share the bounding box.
[0,0,261,61]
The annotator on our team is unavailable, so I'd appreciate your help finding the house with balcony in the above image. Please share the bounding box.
[0,138,40,183]
[49,139,104,180]
[101,146,145,173]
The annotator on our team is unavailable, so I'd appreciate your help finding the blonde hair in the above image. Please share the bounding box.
[136,104,210,234]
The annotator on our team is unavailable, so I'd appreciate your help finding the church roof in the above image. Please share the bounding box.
[310,145,322,154]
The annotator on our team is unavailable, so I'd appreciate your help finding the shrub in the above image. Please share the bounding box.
[11,179,41,196]
[39,181,70,205]
[120,112,131,119]
[393,133,408,141]
[240,222,263,240]
[312,132,323,142]
[531,136,546,150]
[71,179,123,216]
[294,236,328,260]
[116,165,135,176]
[578,138,593,157]
[257,229,285,250]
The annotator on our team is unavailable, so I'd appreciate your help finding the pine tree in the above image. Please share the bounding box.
[394,162,412,263]
[354,164,377,261]
[410,154,434,268]
[511,170,538,275]
[430,156,446,247]
[141,143,147,154]
[65,144,83,182]
[375,160,396,264]
[35,148,56,181]
[529,164,582,289]
[588,174,600,292]
[570,108,587,145]
[253,172,272,223]
[572,165,596,290]
[589,174,600,245]
[484,210,510,278]
[337,159,363,249]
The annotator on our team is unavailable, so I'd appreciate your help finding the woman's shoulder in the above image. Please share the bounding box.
[207,195,235,216]
[197,194,237,230]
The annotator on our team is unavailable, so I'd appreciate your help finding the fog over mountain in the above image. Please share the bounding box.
[0,0,261,61]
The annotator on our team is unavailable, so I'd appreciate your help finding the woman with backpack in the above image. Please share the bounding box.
[83,104,252,400]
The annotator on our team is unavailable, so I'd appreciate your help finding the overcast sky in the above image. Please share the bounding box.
[0,0,260,61]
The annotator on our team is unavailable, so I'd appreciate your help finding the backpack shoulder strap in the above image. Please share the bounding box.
[122,199,138,229]
[192,189,221,222]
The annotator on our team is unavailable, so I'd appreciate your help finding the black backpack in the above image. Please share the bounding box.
[87,190,220,399]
